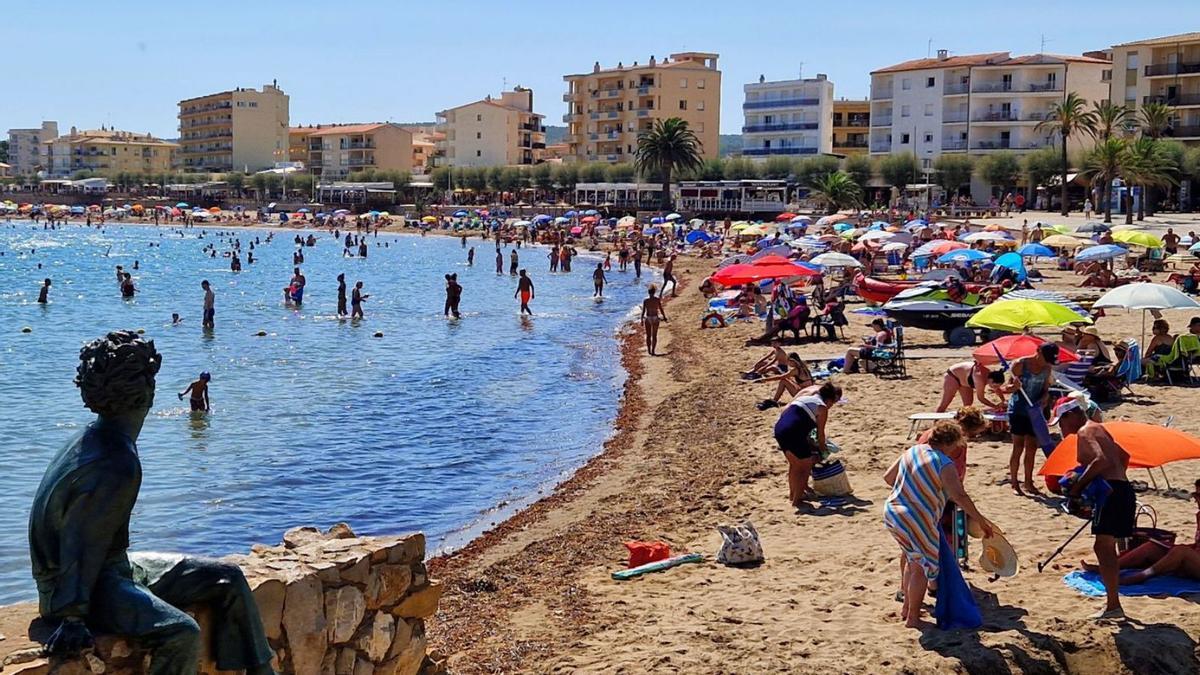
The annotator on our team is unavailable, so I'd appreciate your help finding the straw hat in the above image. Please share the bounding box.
[967,517,1004,539]
[979,533,1019,577]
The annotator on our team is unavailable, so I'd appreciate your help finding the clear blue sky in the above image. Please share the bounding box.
[4,1,1194,138]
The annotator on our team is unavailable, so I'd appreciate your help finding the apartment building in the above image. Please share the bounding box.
[177,82,289,173]
[43,126,177,178]
[410,129,440,172]
[869,50,1109,198]
[6,121,58,177]
[435,87,546,167]
[288,126,314,164]
[832,99,871,155]
[741,74,833,159]
[1110,32,1200,144]
[562,52,721,163]
[305,124,413,179]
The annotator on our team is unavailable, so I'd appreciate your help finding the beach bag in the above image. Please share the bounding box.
[716,521,764,566]
[624,540,671,568]
[812,460,853,496]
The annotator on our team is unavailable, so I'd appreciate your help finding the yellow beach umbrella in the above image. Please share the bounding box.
[1110,223,1146,232]
[966,299,1092,332]
[1041,234,1087,248]
[421,215,437,223]
[741,223,774,237]
[1111,230,1162,248]
[729,221,752,232]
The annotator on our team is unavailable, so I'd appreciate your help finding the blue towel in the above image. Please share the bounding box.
[1063,570,1200,597]
[934,530,983,630]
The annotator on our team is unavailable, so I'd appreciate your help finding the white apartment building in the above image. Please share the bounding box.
[869,50,1110,199]
[741,74,833,159]
[6,121,58,177]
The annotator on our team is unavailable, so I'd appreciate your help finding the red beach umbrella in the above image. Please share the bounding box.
[973,334,1079,367]
[713,261,820,286]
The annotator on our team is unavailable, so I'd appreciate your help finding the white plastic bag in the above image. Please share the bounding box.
[716,521,764,565]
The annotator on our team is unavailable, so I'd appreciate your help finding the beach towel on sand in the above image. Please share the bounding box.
[935,530,982,630]
[1063,570,1200,598]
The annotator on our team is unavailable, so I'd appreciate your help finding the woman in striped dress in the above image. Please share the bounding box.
[883,421,996,628]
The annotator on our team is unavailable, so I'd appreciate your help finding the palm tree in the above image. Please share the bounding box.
[808,171,863,214]
[634,118,704,210]
[1081,137,1127,223]
[1123,137,1176,222]
[1090,100,1132,141]
[1035,92,1096,216]
[1140,101,1172,139]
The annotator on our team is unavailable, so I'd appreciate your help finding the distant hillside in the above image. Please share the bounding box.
[544,125,567,144]
[719,134,743,157]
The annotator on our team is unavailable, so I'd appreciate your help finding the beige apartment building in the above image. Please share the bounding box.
[6,121,58,177]
[304,123,413,179]
[1110,32,1200,144]
[410,129,440,172]
[832,99,870,155]
[563,52,721,163]
[178,82,289,173]
[435,88,546,167]
[43,127,177,178]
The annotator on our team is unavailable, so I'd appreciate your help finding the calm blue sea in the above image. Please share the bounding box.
[0,221,647,604]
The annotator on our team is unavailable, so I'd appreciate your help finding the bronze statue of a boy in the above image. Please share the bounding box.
[29,331,274,675]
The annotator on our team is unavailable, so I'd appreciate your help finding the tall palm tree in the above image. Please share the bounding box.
[1123,137,1177,223]
[1090,100,1132,141]
[1035,92,1096,216]
[634,118,704,210]
[1081,137,1127,223]
[1138,102,1174,218]
[808,171,863,214]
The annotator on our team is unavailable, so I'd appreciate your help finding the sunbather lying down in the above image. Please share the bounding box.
[1081,479,1200,585]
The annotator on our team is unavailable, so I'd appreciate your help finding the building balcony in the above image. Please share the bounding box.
[871,85,893,99]
[179,102,233,115]
[870,142,891,153]
[520,122,545,132]
[742,147,818,156]
[563,112,581,123]
[943,112,969,123]
[601,88,622,98]
[972,82,1063,94]
[636,109,651,117]
[944,82,970,95]
[563,92,576,101]
[742,98,820,110]
[1145,93,1200,107]
[1169,125,1200,138]
[532,142,546,149]
[871,115,893,127]
[589,112,601,120]
[340,142,376,150]
[742,122,820,133]
[637,85,652,95]
[971,140,1051,151]
[833,140,869,149]
[1146,61,1200,77]
[346,158,376,167]
[942,140,968,151]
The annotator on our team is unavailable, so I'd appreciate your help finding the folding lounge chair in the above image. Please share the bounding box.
[870,323,907,379]
[1148,334,1200,385]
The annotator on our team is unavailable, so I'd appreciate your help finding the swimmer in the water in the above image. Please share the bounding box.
[178,372,211,412]
[37,278,50,304]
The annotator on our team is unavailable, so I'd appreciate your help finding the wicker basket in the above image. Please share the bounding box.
[812,460,853,496]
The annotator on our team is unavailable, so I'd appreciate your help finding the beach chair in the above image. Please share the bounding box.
[1054,353,1094,391]
[1148,334,1200,385]
[1113,339,1142,397]
[870,323,907,379]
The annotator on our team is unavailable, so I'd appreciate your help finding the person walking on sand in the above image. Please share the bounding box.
[662,254,678,296]
[640,284,668,355]
[495,247,504,275]
[515,270,535,315]
[351,281,368,319]
[178,371,211,412]
[593,263,607,297]
[1050,396,1134,620]
[337,273,348,317]
[509,248,519,276]
[37,278,51,304]
[445,273,462,319]
[201,280,215,329]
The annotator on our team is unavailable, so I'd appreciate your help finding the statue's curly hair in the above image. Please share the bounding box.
[75,331,162,417]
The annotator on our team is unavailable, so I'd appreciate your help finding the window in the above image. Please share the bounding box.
[763,114,773,124]
[476,132,481,139]
[901,133,910,144]
[901,78,912,90]
[248,102,257,108]
[901,104,911,117]
[1128,52,1140,69]
[476,114,482,121]
[697,79,705,89]
[926,77,935,88]
[476,150,481,157]
[697,100,705,111]
[924,103,933,116]
[696,123,704,133]
[679,100,687,110]
[680,78,687,88]
[924,133,933,143]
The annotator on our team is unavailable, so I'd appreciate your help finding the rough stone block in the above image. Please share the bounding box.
[283,526,324,549]
[375,626,425,675]
[387,535,425,565]
[390,582,442,619]
[353,657,374,675]
[251,577,286,641]
[340,556,371,586]
[327,523,357,539]
[386,618,414,661]
[325,586,366,644]
[283,574,328,675]
[366,565,413,610]
[358,613,395,662]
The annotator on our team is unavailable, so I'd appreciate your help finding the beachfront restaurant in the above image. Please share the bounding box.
[675,179,789,216]
[572,183,665,211]
[316,181,397,206]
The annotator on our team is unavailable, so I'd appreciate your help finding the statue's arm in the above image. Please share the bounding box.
[48,458,140,618]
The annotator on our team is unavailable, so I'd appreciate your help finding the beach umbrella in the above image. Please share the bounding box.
[1017,243,1055,258]
[570,226,584,235]
[816,214,851,227]
[297,208,310,214]
[809,252,863,269]
[553,216,570,224]
[511,220,531,227]
[1041,422,1200,476]
[913,240,967,258]
[175,202,189,208]
[859,230,895,242]
[740,223,775,237]
[1094,282,1200,345]
[686,230,715,245]
[974,334,1079,367]
[963,231,1012,243]
[905,219,927,228]
[753,245,794,260]
[420,215,437,223]
[561,210,577,218]
[1041,234,1088,249]
[966,299,1092,331]
[650,216,665,224]
[712,260,820,286]
[881,241,910,253]
[662,213,681,221]
[993,252,1027,281]
[334,209,350,215]
[533,214,552,223]
[1002,289,1089,318]
[791,215,811,224]
[580,215,598,224]
[938,249,992,264]
[775,212,797,222]
[1075,244,1129,263]
[1110,223,1146,232]
[643,226,662,235]
[615,215,636,228]
[583,209,599,216]
[1111,230,1162,249]
[689,218,705,228]
[1076,222,1111,234]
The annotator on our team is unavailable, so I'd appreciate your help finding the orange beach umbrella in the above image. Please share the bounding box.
[1040,422,1200,476]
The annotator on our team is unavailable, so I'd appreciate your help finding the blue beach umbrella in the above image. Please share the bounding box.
[833,222,854,233]
[870,221,890,230]
[650,216,665,224]
[452,209,468,217]
[297,208,310,213]
[1076,244,1128,263]
[564,210,577,218]
[1017,243,1055,258]
[1189,241,1200,253]
[937,249,991,264]
[583,209,599,216]
[175,202,189,208]
[686,230,714,245]
[643,227,662,235]
[533,214,552,223]
[554,216,569,224]
[994,252,1027,282]
[368,210,381,217]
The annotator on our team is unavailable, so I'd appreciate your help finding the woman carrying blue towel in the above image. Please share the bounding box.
[884,421,997,628]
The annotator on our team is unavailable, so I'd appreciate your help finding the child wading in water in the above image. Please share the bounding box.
[178,372,211,412]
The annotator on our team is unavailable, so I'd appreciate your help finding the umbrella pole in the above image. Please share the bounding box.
[1141,310,1146,354]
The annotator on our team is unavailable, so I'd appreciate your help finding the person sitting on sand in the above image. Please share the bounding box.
[936,361,1005,412]
[774,381,841,510]
[1080,478,1200,587]
[178,372,211,412]
[842,319,893,374]
[743,337,788,380]
[883,420,996,628]
[756,354,816,409]
[699,277,716,298]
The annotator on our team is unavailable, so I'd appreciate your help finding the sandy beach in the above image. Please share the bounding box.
[428,211,1200,674]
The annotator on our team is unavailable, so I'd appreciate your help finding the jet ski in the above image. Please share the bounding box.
[883,288,994,345]
[852,274,922,305]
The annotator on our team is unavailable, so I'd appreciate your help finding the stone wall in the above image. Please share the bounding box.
[0,524,444,675]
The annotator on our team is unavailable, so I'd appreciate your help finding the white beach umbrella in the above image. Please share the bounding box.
[881,241,910,252]
[809,252,863,268]
[963,231,1012,243]
[1093,282,1200,346]
[858,230,895,242]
